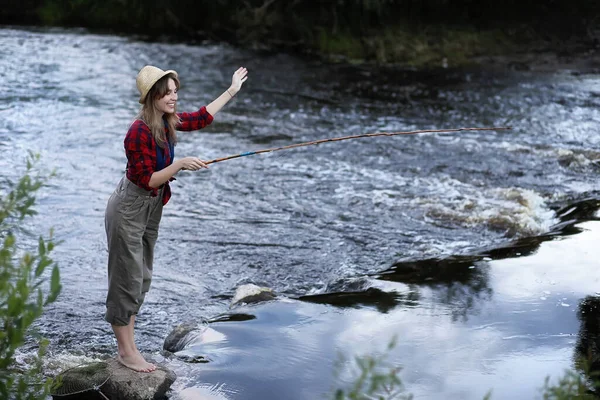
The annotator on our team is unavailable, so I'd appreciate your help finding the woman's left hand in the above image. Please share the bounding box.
[229,67,248,95]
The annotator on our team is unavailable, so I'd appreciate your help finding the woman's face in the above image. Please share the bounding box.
[155,78,178,115]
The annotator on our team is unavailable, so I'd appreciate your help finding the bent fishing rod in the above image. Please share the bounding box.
[203,126,511,165]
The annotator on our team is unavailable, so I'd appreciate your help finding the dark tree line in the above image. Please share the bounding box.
[3,0,599,38]
[2,1,600,64]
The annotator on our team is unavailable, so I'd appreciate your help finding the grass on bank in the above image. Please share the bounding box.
[314,25,547,67]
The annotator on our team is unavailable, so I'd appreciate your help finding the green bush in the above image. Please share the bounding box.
[0,153,61,399]
[540,366,600,399]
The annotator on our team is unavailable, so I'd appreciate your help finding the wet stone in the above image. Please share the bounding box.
[230,284,276,307]
[163,321,199,353]
[52,358,176,400]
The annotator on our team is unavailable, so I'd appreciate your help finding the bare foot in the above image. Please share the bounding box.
[117,352,157,373]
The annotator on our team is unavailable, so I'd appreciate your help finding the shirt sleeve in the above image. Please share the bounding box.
[176,106,214,131]
[124,120,156,191]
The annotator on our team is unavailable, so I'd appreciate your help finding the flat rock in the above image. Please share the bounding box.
[52,358,176,400]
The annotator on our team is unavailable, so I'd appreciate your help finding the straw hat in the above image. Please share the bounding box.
[136,65,178,104]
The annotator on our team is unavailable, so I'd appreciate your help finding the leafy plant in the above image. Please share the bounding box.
[540,358,600,400]
[0,152,61,399]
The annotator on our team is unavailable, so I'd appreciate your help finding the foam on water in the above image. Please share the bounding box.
[420,184,558,237]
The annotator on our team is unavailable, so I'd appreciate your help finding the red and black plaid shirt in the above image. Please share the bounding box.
[124,106,214,205]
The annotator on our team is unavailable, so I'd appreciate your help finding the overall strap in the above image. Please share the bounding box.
[155,120,175,171]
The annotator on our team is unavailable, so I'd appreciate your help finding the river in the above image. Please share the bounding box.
[1,26,599,399]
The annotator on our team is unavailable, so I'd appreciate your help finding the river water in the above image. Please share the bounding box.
[1,26,599,399]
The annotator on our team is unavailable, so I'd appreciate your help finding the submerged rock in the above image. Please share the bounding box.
[163,320,199,353]
[164,323,226,354]
[52,358,176,400]
[230,284,276,307]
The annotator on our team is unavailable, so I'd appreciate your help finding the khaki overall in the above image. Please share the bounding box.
[104,177,163,326]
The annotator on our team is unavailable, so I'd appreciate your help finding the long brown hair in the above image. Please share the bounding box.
[137,73,180,148]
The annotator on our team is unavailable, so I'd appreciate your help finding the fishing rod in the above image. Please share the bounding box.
[204,126,511,165]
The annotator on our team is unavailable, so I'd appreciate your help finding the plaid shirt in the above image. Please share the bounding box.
[124,106,214,205]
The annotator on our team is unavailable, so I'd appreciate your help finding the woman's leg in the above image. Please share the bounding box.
[112,315,156,372]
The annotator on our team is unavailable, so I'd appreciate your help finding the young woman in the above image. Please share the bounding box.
[105,65,248,372]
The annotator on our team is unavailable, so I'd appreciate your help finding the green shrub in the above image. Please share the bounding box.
[540,364,600,400]
[0,153,61,400]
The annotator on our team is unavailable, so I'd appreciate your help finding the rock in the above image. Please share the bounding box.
[164,324,226,354]
[52,358,176,400]
[162,284,275,356]
[230,284,276,307]
[163,320,199,353]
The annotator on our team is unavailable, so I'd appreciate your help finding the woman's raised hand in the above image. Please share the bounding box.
[230,67,248,95]
[178,157,208,171]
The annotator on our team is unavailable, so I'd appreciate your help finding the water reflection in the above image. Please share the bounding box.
[374,255,492,321]
[163,220,600,399]
[298,287,416,313]
[575,295,600,391]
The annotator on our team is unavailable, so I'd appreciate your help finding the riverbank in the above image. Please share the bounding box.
[281,24,600,72]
